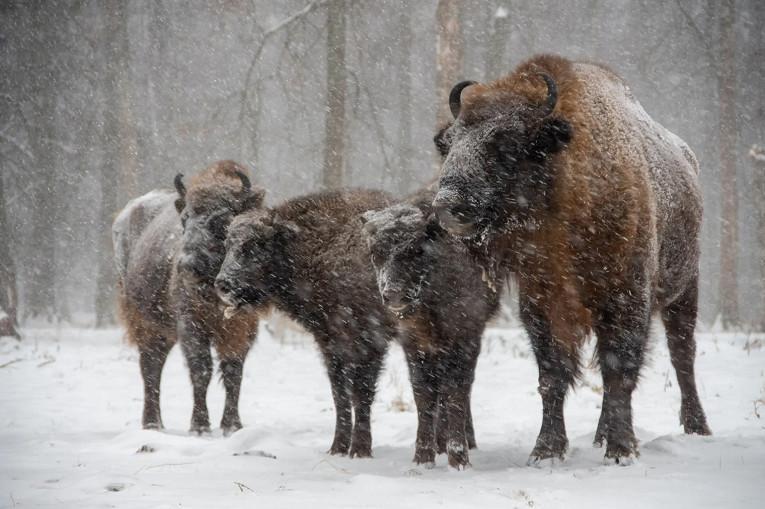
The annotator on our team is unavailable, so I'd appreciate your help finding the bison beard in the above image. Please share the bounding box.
[434,54,710,464]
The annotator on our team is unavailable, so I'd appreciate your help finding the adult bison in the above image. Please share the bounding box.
[215,189,396,457]
[114,160,265,434]
[432,54,710,464]
[361,188,502,468]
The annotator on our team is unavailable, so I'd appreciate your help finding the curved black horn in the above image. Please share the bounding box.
[537,73,558,116]
[449,80,477,118]
[235,170,251,192]
[174,173,186,197]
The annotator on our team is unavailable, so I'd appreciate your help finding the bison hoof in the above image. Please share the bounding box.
[604,439,639,466]
[349,443,372,459]
[446,439,470,470]
[528,433,568,466]
[221,422,243,437]
[189,423,211,435]
[328,440,350,456]
[413,447,436,466]
[682,414,712,436]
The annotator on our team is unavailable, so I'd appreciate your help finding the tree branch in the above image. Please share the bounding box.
[673,0,720,75]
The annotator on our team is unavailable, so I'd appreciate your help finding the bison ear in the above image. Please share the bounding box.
[424,213,444,239]
[174,197,185,214]
[526,116,572,162]
[273,215,300,238]
[242,188,266,211]
[433,124,452,159]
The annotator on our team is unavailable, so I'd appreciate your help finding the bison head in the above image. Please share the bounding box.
[215,210,299,314]
[361,204,443,319]
[174,162,265,281]
[432,74,572,238]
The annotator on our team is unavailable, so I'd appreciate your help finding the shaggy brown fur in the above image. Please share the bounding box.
[114,161,264,433]
[433,54,710,464]
[215,189,396,457]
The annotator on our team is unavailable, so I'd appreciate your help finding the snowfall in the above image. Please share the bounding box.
[1,318,763,508]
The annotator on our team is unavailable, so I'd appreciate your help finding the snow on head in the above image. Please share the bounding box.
[361,203,425,240]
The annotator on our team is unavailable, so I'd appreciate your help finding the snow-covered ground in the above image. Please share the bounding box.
[1,323,763,508]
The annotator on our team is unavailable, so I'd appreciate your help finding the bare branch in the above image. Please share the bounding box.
[673,0,720,75]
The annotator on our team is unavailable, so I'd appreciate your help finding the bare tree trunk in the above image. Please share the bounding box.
[484,2,510,80]
[0,172,20,338]
[718,0,739,329]
[322,0,346,189]
[435,0,464,130]
[95,1,131,327]
[396,7,413,194]
[750,145,765,331]
[24,6,58,322]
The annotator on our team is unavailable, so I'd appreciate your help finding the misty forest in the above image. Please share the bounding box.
[1,1,763,508]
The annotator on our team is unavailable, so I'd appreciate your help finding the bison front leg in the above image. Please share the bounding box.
[403,342,439,466]
[437,389,477,452]
[322,351,353,456]
[594,287,651,464]
[179,319,213,435]
[348,351,385,458]
[442,344,479,469]
[215,329,256,436]
[139,336,173,430]
[520,294,579,464]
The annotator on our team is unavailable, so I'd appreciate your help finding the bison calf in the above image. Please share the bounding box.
[361,195,501,468]
[114,160,264,434]
[215,189,396,457]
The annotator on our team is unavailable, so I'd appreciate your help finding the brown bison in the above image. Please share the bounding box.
[215,189,396,457]
[361,187,502,468]
[432,54,710,464]
[114,160,265,434]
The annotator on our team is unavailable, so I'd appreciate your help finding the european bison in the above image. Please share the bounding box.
[114,160,265,434]
[215,189,396,457]
[432,54,710,464]
[361,188,502,468]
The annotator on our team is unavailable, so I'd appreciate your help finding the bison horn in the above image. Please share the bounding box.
[174,173,186,197]
[537,72,558,116]
[235,170,251,193]
[449,80,477,119]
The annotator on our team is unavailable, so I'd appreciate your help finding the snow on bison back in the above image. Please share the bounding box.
[432,54,711,465]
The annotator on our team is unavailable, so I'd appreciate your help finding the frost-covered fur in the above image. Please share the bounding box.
[433,54,710,464]
[114,161,264,434]
[361,189,501,468]
[215,189,396,458]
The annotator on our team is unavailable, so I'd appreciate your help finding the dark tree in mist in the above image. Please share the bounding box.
[0,173,20,338]
[484,2,510,79]
[435,0,464,130]
[395,6,414,194]
[24,7,59,321]
[750,144,765,331]
[717,0,740,329]
[323,0,347,189]
[94,1,131,326]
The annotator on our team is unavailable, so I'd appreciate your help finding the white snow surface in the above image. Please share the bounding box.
[1,324,763,508]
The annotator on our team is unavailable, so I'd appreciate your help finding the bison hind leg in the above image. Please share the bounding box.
[661,278,711,436]
[139,335,174,430]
